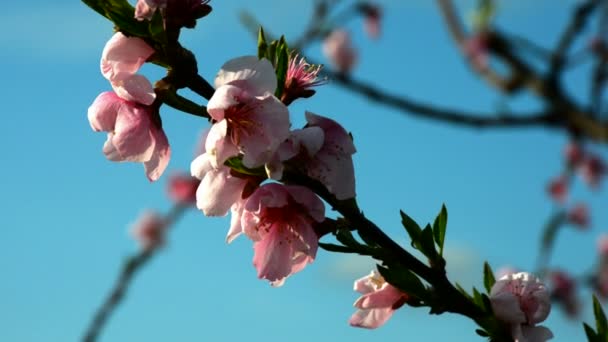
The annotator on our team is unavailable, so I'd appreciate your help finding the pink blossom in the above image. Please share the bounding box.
[206,56,290,169]
[130,210,166,250]
[546,176,567,204]
[190,152,250,216]
[360,3,382,39]
[88,91,171,181]
[237,183,324,286]
[281,54,325,105]
[567,203,589,229]
[463,34,488,70]
[101,32,156,105]
[549,271,579,318]
[167,173,200,205]
[349,270,408,329]
[134,0,165,21]
[580,155,605,188]
[490,272,552,342]
[564,142,584,167]
[597,234,608,257]
[322,30,357,74]
[268,112,356,200]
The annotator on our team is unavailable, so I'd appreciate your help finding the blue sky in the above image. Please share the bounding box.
[1,0,607,341]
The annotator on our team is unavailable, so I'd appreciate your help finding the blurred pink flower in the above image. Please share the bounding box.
[134,0,165,21]
[547,176,567,204]
[567,203,589,229]
[206,56,290,169]
[100,32,156,105]
[360,3,382,39]
[597,234,608,257]
[580,155,605,188]
[130,210,166,250]
[564,142,584,168]
[167,173,200,205]
[88,91,171,181]
[238,183,325,286]
[463,34,488,70]
[490,272,552,342]
[349,270,408,329]
[322,30,357,73]
[549,271,579,318]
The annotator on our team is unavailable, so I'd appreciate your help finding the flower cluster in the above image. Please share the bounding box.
[190,56,356,286]
[87,32,171,181]
[490,272,553,342]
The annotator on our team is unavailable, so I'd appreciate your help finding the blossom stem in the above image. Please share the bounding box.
[81,204,188,342]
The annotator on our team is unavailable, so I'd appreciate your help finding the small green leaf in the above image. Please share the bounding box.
[419,225,439,261]
[455,282,473,301]
[318,242,354,253]
[377,264,427,301]
[583,323,597,341]
[257,27,268,59]
[400,210,422,248]
[475,329,489,337]
[593,295,608,336]
[483,262,496,294]
[432,204,448,255]
[274,36,289,99]
[335,228,361,248]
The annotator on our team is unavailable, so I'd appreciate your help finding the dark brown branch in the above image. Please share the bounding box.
[324,69,555,129]
[82,205,187,342]
[282,170,484,320]
[548,0,600,78]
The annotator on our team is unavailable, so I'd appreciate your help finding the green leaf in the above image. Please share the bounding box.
[483,262,496,294]
[583,322,598,341]
[593,296,608,336]
[455,282,473,301]
[257,27,268,59]
[318,242,354,253]
[400,210,422,248]
[432,204,448,255]
[419,224,439,261]
[377,264,427,301]
[224,157,266,177]
[475,329,489,337]
[274,36,289,99]
[335,228,361,248]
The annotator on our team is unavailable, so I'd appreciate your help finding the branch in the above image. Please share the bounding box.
[323,69,556,129]
[82,205,187,342]
[548,0,600,78]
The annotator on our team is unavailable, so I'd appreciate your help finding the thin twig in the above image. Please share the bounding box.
[82,205,188,342]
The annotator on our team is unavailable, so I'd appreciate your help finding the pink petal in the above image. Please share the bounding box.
[349,307,394,329]
[285,185,325,223]
[111,104,155,162]
[291,126,325,156]
[214,56,277,95]
[101,32,154,82]
[354,284,404,309]
[239,94,290,168]
[207,84,243,121]
[354,273,378,294]
[196,167,247,216]
[227,199,246,243]
[190,153,213,179]
[205,120,240,168]
[253,226,292,283]
[87,92,121,132]
[102,133,122,161]
[112,74,156,105]
[244,183,290,213]
[143,126,171,181]
[490,291,527,324]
